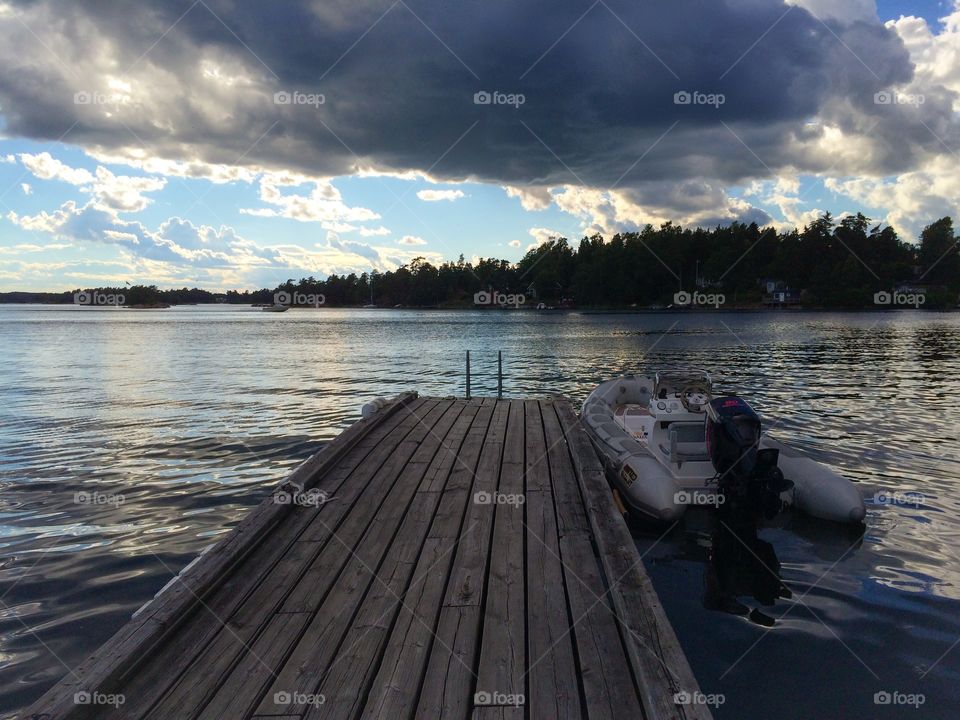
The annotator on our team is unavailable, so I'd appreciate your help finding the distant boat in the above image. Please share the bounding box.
[262,304,290,312]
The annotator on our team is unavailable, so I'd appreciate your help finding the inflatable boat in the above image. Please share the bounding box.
[581,371,866,524]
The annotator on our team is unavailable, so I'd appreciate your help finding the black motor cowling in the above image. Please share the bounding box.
[706,396,792,520]
[705,396,761,478]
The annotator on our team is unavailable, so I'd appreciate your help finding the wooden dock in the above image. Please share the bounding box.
[26,394,711,720]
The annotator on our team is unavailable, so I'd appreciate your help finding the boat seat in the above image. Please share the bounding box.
[659,441,710,462]
[660,424,710,463]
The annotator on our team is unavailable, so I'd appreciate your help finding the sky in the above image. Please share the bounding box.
[0,0,959,291]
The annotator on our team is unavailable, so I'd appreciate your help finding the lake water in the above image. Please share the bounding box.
[1,304,958,718]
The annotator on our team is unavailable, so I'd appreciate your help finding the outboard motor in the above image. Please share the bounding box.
[703,396,794,623]
[706,396,792,520]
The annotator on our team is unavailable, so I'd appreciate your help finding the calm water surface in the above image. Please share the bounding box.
[1,305,959,718]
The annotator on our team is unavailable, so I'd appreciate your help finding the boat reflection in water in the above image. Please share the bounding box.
[638,504,866,628]
[703,511,792,626]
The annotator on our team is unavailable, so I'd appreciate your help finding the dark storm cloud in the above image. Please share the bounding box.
[0,0,943,187]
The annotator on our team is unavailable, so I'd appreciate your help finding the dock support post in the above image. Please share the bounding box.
[497,351,502,399]
[466,350,471,399]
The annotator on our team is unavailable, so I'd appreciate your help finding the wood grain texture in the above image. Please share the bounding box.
[25,397,709,720]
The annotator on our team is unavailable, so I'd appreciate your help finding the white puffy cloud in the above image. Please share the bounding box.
[788,0,877,24]
[86,152,259,184]
[416,189,464,202]
[241,174,380,231]
[20,152,94,185]
[18,152,167,212]
[548,183,772,236]
[398,235,427,246]
[508,239,521,248]
[0,242,73,254]
[6,197,431,287]
[825,155,960,237]
[503,186,554,211]
[21,183,31,195]
[527,227,565,250]
[357,225,390,237]
[887,6,960,109]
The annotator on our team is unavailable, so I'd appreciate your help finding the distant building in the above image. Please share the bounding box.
[894,282,933,295]
[762,287,802,306]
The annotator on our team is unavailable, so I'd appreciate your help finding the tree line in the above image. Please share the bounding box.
[4,213,958,309]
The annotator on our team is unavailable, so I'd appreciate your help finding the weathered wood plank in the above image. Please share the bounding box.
[443,401,510,607]
[111,400,433,719]
[23,392,420,720]
[556,401,713,720]
[414,604,480,720]
[541,398,591,535]
[415,402,513,718]
[524,399,551,493]
[525,487,582,720]
[281,400,451,610]
[307,405,484,720]
[558,528,644,720]
[139,400,448,720]
[471,706,525,720]
[254,401,468,717]
[361,402,497,720]
[26,395,706,720]
[475,401,526,704]
[197,612,314,720]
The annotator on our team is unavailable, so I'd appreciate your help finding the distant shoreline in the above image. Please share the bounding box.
[0,300,954,313]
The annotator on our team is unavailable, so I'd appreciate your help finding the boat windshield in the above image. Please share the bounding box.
[653,369,712,399]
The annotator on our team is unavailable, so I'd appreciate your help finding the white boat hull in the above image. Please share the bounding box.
[581,375,866,524]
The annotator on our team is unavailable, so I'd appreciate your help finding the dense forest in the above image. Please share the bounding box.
[4,213,959,309]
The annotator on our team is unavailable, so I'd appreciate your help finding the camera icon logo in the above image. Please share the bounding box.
[274,91,292,105]
[673,91,692,105]
[673,291,692,305]
[474,91,492,105]
[874,91,893,105]
[873,290,891,305]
